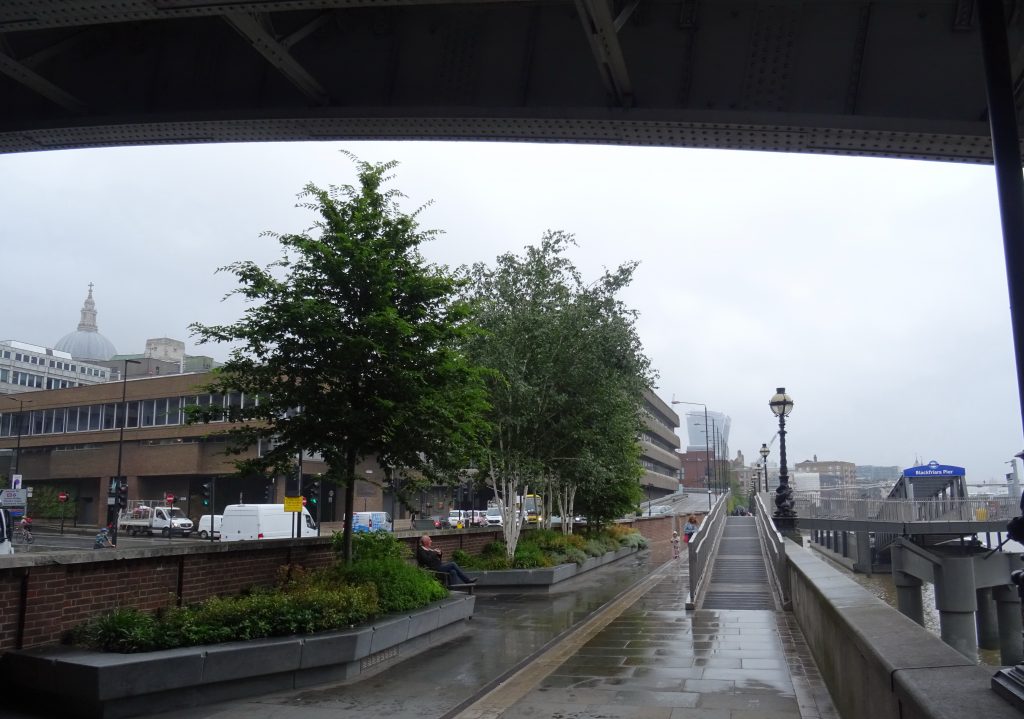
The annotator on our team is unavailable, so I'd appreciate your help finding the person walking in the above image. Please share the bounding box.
[683,515,698,543]
[671,530,681,559]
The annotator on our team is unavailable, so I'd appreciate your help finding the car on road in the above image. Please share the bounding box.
[485,506,503,527]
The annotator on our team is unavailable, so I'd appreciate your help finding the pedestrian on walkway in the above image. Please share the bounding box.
[671,531,681,559]
[683,515,698,543]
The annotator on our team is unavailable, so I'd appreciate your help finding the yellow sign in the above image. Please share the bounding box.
[283,496,303,513]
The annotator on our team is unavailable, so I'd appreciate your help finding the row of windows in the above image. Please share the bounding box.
[1,369,81,389]
[10,371,43,388]
[641,431,677,454]
[641,457,682,479]
[642,403,676,432]
[1,350,107,378]
[0,392,256,438]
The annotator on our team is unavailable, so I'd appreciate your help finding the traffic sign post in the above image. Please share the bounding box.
[58,491,68,535]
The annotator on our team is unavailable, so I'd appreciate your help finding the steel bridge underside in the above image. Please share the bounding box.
[2,0,1024,161]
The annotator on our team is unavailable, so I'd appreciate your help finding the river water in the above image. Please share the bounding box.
[805,532,1014,667]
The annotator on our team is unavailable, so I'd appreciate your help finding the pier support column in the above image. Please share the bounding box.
[995,584,1024,665]
[853,531,873,575]
[976,587,999,651]
[974,589,999,655]
[893,569,925,626]
[934,557,979,660]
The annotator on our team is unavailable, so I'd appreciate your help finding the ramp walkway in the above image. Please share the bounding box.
[702,516,776,610]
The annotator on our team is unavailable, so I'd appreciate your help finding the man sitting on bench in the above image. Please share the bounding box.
[416,535,477,585]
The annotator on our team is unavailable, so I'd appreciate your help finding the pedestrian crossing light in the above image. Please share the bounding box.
[308,480,320,505]
[116,477,128,507]
[263,484,273,503]
[200,481,212,507]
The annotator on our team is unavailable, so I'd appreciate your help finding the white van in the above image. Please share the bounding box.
[196,514,223,539]
[220,504,317,541]
[352,511,392,532]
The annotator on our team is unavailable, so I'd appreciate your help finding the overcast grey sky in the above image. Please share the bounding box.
[0,141,1019,488]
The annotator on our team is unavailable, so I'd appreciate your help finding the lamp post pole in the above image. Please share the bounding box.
[769,387,796,527]
[111,359,141,546]
[4,396,30,480]
[671,400,711,498]
[760,443,770,494]
[710,419,719,495]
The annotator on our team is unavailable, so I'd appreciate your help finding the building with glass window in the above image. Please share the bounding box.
[0,372,366,528]
[0,340,112,394]
[641,389,683,498]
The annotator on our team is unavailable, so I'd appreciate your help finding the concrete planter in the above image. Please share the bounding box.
[467,546,638,589]
[1,593,475,719]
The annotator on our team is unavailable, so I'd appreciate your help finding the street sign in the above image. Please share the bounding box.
[58,492,69,503]
[165,492,175,505]
[11,475,22,489]
[283,496,302,513]
[0,489,27,506]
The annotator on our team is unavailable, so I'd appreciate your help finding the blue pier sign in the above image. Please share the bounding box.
[903,460,966,477]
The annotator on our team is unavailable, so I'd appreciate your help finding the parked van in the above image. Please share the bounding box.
[352,511,392,533]
[196,514,223,539]
[220,504,317,541]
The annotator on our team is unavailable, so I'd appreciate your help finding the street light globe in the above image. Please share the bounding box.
[759,443,770,460]
[769,387,794,417]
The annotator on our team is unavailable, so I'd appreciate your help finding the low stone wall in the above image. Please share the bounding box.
[1,593,475,719]
[468,547,637,589]
[785,539,1017,719]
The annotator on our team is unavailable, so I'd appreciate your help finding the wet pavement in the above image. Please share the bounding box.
[453,561,839,719]
[5,495,837,719]
[116,534,838,719]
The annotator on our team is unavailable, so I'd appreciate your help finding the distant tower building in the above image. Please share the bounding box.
[54,284,117,362]
[145,338,186,364]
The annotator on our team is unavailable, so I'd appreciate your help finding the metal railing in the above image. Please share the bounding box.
[686,491,729,609]
[754,493,789,607]
[792,492,1016,524]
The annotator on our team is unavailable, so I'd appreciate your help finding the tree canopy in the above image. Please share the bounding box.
[188,156,490,561]
[463,231,652,555]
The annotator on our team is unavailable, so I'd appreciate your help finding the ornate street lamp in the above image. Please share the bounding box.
[769,387,795,522]
[759,443,770,493]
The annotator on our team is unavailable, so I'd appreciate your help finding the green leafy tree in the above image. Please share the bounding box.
[188,156,490,562]
[464,232,651,557]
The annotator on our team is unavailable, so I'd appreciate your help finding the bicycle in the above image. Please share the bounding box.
[14,525,33,544]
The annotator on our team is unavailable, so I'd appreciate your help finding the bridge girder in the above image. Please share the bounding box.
[0,1,1021,162]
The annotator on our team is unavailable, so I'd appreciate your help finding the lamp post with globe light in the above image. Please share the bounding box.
[769,388,796,526]
[760,443,770,493]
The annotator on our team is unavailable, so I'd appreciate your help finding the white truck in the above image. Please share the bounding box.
[118,500,194,537]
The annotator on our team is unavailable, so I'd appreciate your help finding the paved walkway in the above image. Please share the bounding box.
[453,559,838,719]
[10,501,836,719]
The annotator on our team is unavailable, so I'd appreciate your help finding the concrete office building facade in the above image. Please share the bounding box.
[0,373,392,527]
[641,389,683,497]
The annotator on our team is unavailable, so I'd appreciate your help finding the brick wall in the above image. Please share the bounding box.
[0,523,660,653]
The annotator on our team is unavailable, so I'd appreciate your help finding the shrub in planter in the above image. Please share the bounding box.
[71,583,380,653]
[333,558,447,613]
[621,532,647,549]
[513,543,551,568]
[582,539,607,557]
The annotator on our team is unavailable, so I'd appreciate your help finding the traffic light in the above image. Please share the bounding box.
[308,480,320,505]
[116,477,128,506]
[200,481,212,507]
[263,484,273,503]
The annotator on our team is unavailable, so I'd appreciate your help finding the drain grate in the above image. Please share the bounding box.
[703,591,775,610]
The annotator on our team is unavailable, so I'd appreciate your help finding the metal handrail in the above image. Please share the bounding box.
[754,493,789,607]
[686,491,729,609]
[792,492,1015,524]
